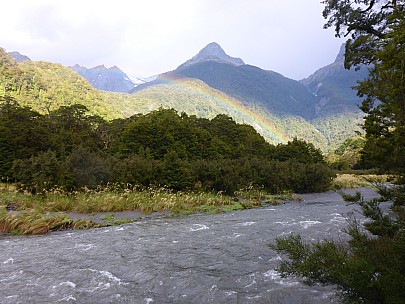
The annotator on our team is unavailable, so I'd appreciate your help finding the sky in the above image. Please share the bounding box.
[0,0,345,80]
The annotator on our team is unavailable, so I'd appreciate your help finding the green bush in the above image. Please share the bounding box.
[271,184,405,304]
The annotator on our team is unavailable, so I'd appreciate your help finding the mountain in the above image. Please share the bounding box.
[129,75,158,86]
[127,76,328,146]
[0,48,141,119]
[171,62,317,119]
[177,42,244,69]
[70,64,135,93]
[1,43,370,152]
[132,42,317,119]
[130,42,370,151]
[301,43,370,146]
[8,51,31,62]
[301,44,369,117]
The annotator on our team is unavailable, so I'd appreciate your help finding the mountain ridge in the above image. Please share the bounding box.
[8,51,31,63]
[170,61,317,119]
[301,43,369,117]
[69,64,135,93]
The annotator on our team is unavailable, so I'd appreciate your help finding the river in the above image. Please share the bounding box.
[0,188,378,303]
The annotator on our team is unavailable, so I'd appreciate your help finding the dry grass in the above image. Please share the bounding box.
[0,187,239,214]
[0,209,75,235]
[0,185,266,235]
[330,174,394,190]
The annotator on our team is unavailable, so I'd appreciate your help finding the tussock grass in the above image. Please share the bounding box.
[265,192,302,204]
[0,187,237,214]
[0,184,284,235]
[0,209,76,235]
[0,208,141,235]
[330,174,394,190]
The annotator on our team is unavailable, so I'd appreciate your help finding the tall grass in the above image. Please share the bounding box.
[0,185,249,235]
[329,174,393,190]
[0,209,76,235]
[0,185,244,214]
[0,183,307,235]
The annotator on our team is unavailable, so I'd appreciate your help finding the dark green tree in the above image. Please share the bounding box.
[322,0,403,68]
[357,14,405,172]
[322,0,405,172]
[13,150,62,194]
[65,147,114,189]
[45,104,105,155]
[0,103,50,179]
[274,138,325,164]
[159,151,193,191]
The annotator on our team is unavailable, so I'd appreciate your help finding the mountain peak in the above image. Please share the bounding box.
[93,64,107,70]
[8,51,31,63]
[177,42,244,70]
[199,42,228,57]
[109,65,123,73]
[70,64,84,70]
[334,43,346,63]
[70,64,134,93]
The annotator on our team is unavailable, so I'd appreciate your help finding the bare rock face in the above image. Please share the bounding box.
[177,42,245,70]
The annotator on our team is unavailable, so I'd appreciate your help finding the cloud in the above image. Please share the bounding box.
[0,0,344,79]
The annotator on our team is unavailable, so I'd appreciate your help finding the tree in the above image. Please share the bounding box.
[274,138,325,164]
[322,0,404,68]
[45,104,105,155]
[13,150,62,194]
[271,2,405,303]
[357,14,405,172]
[0,103,50,179]
[322,0,405,171]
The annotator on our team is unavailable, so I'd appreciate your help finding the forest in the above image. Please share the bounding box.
[0,102,334,195]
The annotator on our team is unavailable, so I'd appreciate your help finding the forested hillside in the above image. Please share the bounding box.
[0,49,328,149]
[129,77,328,147]
[0,48,121,119]
[1,45,368,152]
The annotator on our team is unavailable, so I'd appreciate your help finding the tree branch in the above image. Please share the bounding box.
[347,23,386,38]
[361,0,376,13]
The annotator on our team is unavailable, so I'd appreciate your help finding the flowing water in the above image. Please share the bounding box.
[0,188,378,303]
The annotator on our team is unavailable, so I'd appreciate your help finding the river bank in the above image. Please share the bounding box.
[0,186,292,235]
[0,173,388,236]
[0,187,380,303]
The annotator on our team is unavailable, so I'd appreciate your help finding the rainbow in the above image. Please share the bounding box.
[158,74,290,144]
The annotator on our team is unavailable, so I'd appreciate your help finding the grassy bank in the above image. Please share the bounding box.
[2,173,389,236]
[329,173,395,190]
[0,185,282,235]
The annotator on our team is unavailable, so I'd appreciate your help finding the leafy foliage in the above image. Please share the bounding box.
[322,0,403,68]
[0,102,334,194]
[327,137,366,170]
[271,185,405,304]
[357,13,405,173]
[0,103,49,177]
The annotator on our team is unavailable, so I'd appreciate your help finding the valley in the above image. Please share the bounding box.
[2,42,368,152]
